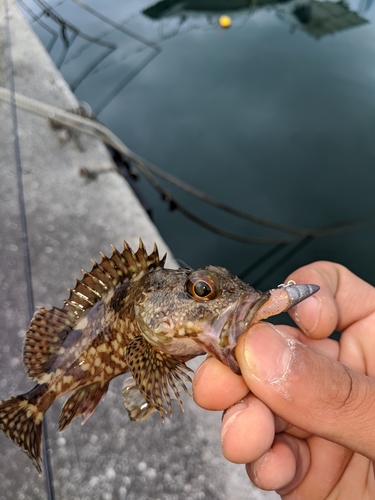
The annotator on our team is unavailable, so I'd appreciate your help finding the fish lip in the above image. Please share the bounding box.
[194,292,268,374]
[218,291,270,349]
[197,283,319,375]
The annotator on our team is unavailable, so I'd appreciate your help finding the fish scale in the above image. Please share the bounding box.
[0,238,319,475]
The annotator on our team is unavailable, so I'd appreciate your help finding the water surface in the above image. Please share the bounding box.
[22,0,375,289]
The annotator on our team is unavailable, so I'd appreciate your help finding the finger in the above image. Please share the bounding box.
[274,415,311,439]
[279,437,352,500]
[247,435,351,499]
[282,326,339,360]
[193,328,339,411]
[246,434,309,494]
[340,320,375,376]
[236,322,375,461]
[287,261,375,337]
[193,357,248,410]
[221,394,275,464]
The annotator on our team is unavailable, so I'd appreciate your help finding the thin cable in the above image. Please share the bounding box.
[56,30,77,68]
[71,0,162,51]
[93,50,159,115]
[238,244,286,281]
[32,0,116,48]
[252,237,314,288]
[69,47,114,91]
[4,2,55,498]
[16,0,59,52]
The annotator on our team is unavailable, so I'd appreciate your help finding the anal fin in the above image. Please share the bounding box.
[59,382,109,431]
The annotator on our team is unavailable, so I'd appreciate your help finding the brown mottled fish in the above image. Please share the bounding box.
[0,239,319,474]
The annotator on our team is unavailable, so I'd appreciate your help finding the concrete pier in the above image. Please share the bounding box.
[0,1,277,498]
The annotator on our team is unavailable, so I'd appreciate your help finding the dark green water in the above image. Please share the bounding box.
[23,0,375,289]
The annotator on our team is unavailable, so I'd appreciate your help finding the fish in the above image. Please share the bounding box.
[0,239,319,474]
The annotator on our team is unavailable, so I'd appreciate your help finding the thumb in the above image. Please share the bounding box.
[236,322,375,460]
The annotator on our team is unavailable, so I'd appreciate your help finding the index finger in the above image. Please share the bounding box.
[287,261,375,338]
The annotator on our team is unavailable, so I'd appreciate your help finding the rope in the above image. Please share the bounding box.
[144,162,371,237]
[0,85,370,244]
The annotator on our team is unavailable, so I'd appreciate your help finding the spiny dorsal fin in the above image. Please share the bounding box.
[63,239,166,319]
[23,240,166,381]
[23,307,76,381]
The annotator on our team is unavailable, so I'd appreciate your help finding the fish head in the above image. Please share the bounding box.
[134,266,319,374]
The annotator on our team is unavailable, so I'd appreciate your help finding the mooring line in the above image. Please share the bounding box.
[4,1,55,498]
[0,84,371,245]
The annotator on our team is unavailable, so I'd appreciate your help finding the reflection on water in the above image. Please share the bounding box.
[144,0,369,39]
[279,0,368,38]
[20,0,375,289]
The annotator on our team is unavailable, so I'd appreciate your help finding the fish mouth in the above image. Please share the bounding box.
[216,291,270,373]
[198,282,319,374]
[195,289,268,373]
[219,293,270,349]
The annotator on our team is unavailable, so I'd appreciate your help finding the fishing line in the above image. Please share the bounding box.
[4,1,55,498]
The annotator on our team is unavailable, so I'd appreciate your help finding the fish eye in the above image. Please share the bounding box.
[185,271,220,302]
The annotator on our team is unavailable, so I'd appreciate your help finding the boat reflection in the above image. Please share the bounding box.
[143,0,369,38]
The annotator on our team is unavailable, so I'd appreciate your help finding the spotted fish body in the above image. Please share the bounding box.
[0,240,319,474]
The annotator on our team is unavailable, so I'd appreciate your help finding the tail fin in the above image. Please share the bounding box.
[0,395,44,474]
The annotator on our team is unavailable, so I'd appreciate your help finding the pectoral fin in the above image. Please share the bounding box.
[124,336,192,419]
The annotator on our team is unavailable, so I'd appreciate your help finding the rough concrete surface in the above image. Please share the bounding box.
[0,1,279,499]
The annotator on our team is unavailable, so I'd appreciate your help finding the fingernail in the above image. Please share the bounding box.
[249,452,267,480]
[221,402,248,443]
[289,295,322,336]
[243,323,292,382]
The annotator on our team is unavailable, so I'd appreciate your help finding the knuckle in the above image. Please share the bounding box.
[328,364,373,417]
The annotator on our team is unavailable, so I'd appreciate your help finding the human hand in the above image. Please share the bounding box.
[193,261,375,499]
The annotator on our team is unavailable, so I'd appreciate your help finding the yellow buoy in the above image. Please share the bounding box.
[219,15,232,28]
